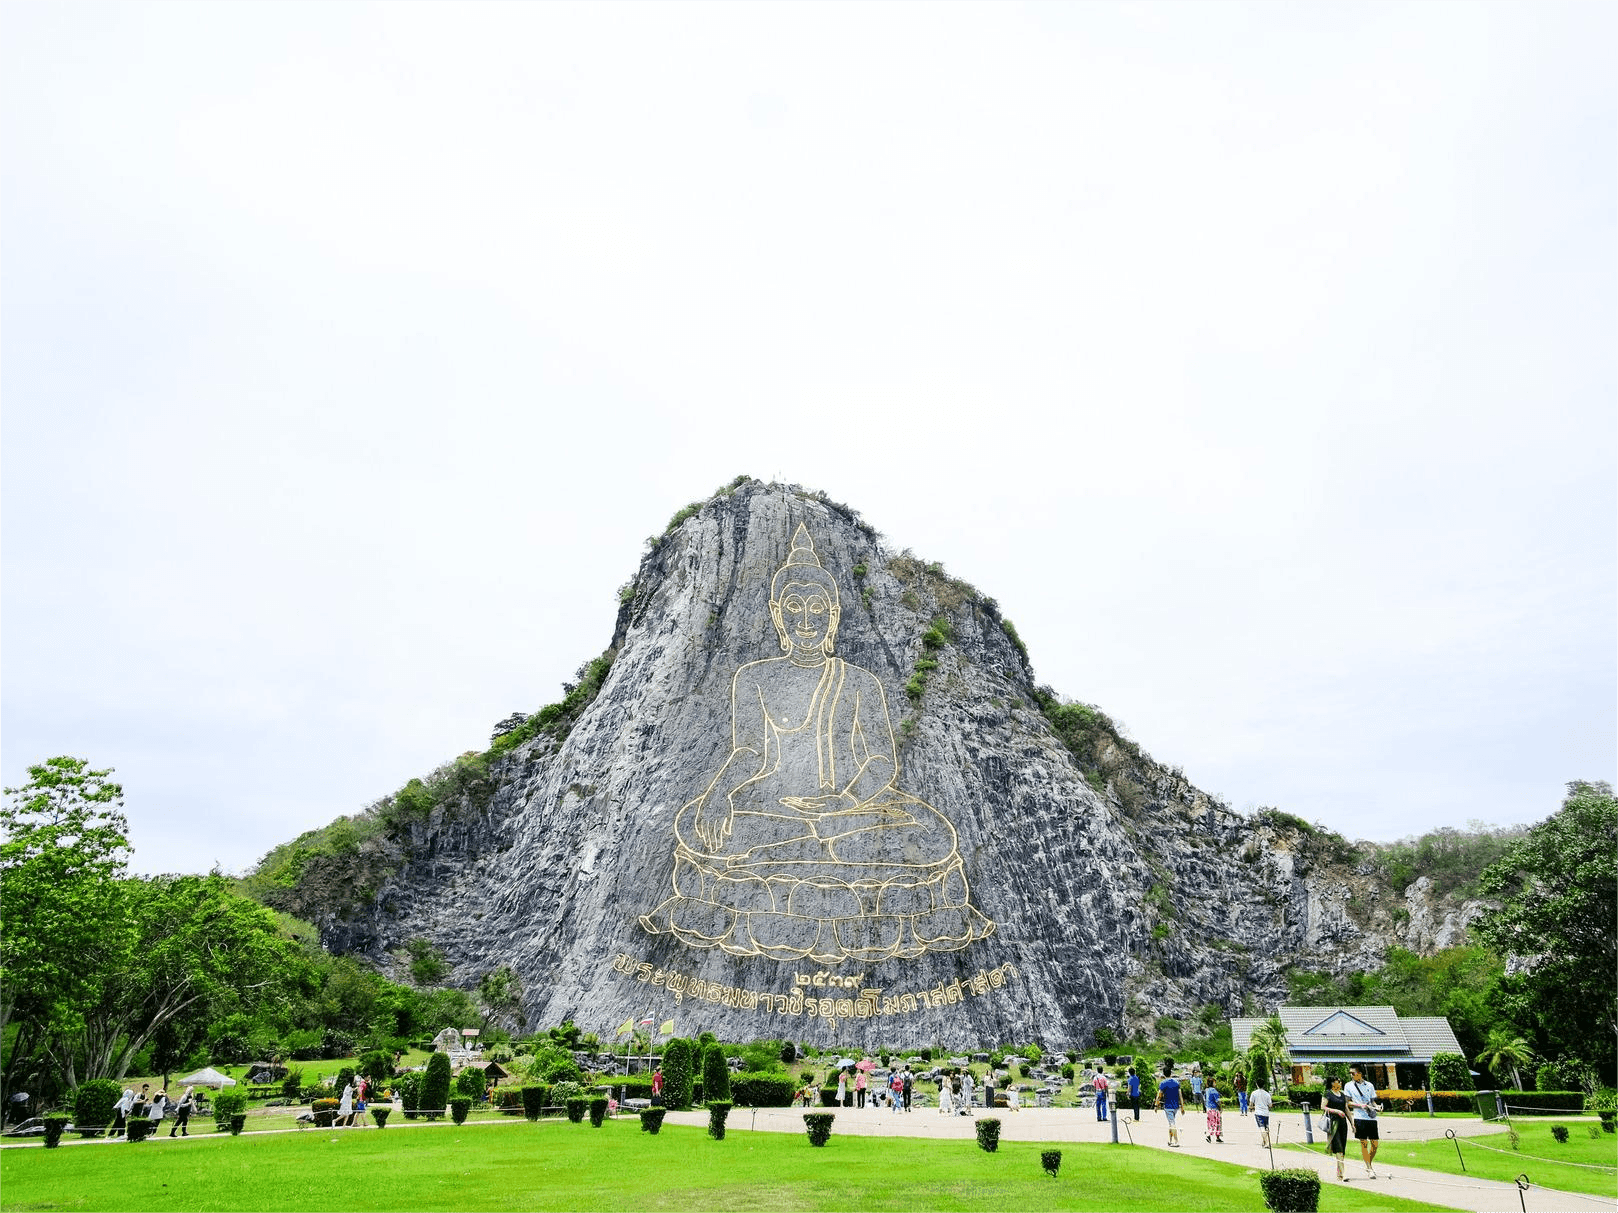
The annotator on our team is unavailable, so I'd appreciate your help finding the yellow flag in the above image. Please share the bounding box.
[615,1018,633,1039]
[659,1020,675,1036]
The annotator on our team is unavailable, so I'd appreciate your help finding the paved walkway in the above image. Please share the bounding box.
[661,1104,1617,1213]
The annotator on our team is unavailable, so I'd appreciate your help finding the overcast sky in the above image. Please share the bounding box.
[3,1,1612,877]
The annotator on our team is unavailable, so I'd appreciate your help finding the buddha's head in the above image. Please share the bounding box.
[770,524,841,658]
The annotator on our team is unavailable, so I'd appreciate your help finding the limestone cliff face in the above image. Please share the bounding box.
[270,480,1479,1049]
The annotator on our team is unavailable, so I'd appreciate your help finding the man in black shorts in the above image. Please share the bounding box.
[1345,1065,1381,1177]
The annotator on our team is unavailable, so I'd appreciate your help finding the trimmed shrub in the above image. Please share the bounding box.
[126,1119,154,1142]
[396,1072,423,1119]
[976,1118,1002,1153]
[211,1088,248,1131]
[663,1039,694,1110]
[639,1108,667,1134]
[707,1100,731,1140]
[703,1044,732,1103]
[43,1115,70,1148]
[372,1107,391,1128]
[450,1097,472,1125]
[456,1068,487,1101]
[565,1098,587,1123]
[281,1069,305,1100]
[1429,1052,1471,1091]
[521,1084,546,1120]
[421,1052,453,1119]
[72,1078,122,1138]
[803,1112,835,1146]
[1041,1149,1062,1178]
[818,1086,841,1107]
[780,1041,796,1064]
[1551,1125,1570,1143]
[312,1098,339,1128]
[730,1074,796,1107]
[228,1114,247,1136]
[1258,1168,1321,1212]
[589,1097,608,1128]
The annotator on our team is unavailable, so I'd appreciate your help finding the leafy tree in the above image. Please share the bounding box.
[63,874,297,1084]
[1,758,131,1097]
[1248,1016,1290,1090]
[477,966,523,1030]
[1429,1051,1473,1091]
[404,938,447,986]
[1475,1035,1532,1090]
[358,1050,396,1090]
[1473,781,1618,1083]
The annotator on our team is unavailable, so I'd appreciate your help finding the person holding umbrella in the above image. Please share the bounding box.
[854,1064,868,1108]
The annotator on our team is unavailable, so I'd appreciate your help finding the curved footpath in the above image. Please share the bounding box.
[659,1105,1617,1213]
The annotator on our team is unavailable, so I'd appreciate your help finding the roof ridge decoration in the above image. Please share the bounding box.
[1302,1010,1387,1037]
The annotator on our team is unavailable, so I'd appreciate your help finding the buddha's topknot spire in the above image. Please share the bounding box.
[783,523,822,570]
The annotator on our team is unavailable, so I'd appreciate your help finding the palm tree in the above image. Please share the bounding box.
[1248,1015,1292,1092]
[1476,1035,1533,1090]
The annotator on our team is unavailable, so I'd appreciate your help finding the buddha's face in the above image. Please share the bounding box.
[772,578,838,655]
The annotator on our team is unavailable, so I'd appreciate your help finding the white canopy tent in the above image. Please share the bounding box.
[177,1067,237,1088]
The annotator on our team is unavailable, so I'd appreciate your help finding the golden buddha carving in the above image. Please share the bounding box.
[640,525,994,963]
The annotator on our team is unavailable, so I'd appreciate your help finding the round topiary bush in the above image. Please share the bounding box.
[803,1112,835,1146]
[588,1097,609,1128]
[639,1108,667,1134]
[450,1097,472,1125]
[707,1100,732,1140]
[228,1114,247,1136]
[211,1088,247,1133]
[372,1107,391,1129]
[565,1098,587,1124]
[72,1078,122,1139]
[1258,1168,1321,1213]
[1041,1149,1062,1177]
[975,1118,1002,1153]
[126,1120,154,1142]
[1551,1125,1570,1143]
[43,1114,71,1149]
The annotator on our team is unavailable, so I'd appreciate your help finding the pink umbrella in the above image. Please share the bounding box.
[855,1058,876,1072]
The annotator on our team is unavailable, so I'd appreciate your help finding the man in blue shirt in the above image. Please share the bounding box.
[1127,1067,1141,1120]
[1155,1065,1183,1147]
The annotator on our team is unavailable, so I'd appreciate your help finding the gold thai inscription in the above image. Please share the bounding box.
[607,951,1019,1030]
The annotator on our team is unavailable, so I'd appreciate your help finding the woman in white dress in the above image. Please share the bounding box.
[338,1083,354,1127]
[938,1075,954,1115]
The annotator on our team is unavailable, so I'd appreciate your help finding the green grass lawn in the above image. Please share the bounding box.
[2,1118,1460,1212]
[1285,1119,1617,1200]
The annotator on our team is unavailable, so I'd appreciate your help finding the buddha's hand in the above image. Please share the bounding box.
[690,795,732,852]
[777,793,857,818]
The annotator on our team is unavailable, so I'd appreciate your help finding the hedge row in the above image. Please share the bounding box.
[1287,1086,1476,1114]
[730,1075,796,1107]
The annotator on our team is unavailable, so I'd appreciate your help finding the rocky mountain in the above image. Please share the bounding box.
[250,478,1488,1049]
